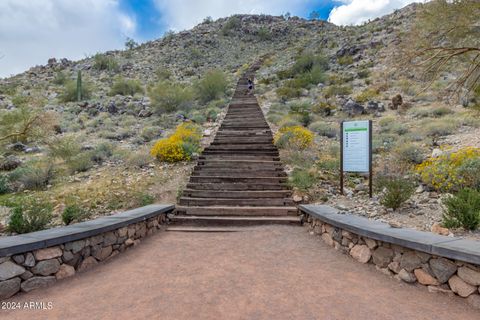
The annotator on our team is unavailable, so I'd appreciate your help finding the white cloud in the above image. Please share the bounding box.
[153,0,313,32]
[0,0,136,78]
[328,0,418,25]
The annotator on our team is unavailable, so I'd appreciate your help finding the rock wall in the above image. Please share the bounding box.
[0,214,167,300]
[303,214,480,310]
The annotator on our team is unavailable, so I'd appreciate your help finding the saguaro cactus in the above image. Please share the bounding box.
[76,70,82,101]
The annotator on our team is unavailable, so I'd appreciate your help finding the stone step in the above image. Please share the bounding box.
[166,226,246,232]
[169,215,301,226]
[212,140,274,145]
[186,182,287,191]
[192,169,286,177]
[175,206,298,216]
[181,189,292,198]
[205,145,277,150]
[196,160,282,168]
[199,155,280,161]
[178,197,294,206]
[201,151,279,156]
[189,176,287,183]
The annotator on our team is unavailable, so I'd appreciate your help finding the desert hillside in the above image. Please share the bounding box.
[0,2,479,238]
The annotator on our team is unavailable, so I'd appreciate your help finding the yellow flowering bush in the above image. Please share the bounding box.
[150,122,201,162]
[415,147,480,192]
[275,125,314,150]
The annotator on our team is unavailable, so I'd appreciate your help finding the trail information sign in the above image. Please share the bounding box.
[342,120,370,172]
[340,120,373,197]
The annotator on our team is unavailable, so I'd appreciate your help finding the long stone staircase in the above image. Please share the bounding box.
[172,64,299,227]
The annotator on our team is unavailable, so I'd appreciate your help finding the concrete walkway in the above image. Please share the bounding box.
[2,225,478,320]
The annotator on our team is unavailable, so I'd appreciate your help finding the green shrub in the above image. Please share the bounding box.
[324,85,352,98]
[221,16,241,35]
[289,168,316,191]
[372,133,398,153]
[376,175,415,210]
[423,120,456,139]
[289,102,312,126]
[309,121,337,138]
[257,27,271,40]
[0,174,10,194]
[62,204,89,225]
[291,54,329,75]
[59,72,93,102]
[276,87,301,101]
[48,135,81,160]
[7,200,53,234]
[148,81,194,113]
[432,107,453,117]
[357,69,370,79]
[90,143,114,163]
[126,148,153,168]
[312,102,335,116]
[195,69,228,103]
[457,157,480,190]
[53,71,67,85]
[394,143,425,165]
[155,68,172,80]
[411,107,453,118]
[297,65,327,86]
[379,118,408,135]
[141,126,162,142]
[338,55,354,65]
[443,188,480,230]
[134,192,155,206]
[10,162,55,190]
[355,88,380,103]
[278,54,328,89]
[110,77,144,96]
[67,152,93,173]
[93,54,119,72]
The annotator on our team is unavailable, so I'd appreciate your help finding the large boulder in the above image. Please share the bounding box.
[429,258,457,284]
[0,155,22,171]
[365,101,385,114]
[399,252,422,272]
[372,247,394,268]
[0,261,25,281]
[34,246,63,261]
[31,259,60,276]
[390,94,403,110]
[448,275,477,297]
[0,277,21,299]
[342,99,365,116]
[457,267,480,286]
[20,276,56,293]
[350,245,371,263]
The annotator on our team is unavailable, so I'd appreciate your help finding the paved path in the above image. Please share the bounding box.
[2,225,477,320]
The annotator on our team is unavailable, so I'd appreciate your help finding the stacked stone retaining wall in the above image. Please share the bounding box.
[300,205,480,310]
[0,204,173,300]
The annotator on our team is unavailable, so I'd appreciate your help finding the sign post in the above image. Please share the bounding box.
[340,120,373,198]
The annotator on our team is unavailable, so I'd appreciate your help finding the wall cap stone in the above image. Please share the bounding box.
[0,204,174,257]
[299,204,480,265]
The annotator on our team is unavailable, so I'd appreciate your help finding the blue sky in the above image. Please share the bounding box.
[0,0,418,78]
[118,0,337,41]
[120,0,341,41]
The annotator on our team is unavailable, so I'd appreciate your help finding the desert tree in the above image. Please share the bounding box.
[401,0,480,97]
[0,95,57,149]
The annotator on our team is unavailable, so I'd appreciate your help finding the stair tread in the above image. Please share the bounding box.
[175,71,298,222]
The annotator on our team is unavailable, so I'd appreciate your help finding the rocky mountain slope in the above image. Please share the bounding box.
[0,3,479,238]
